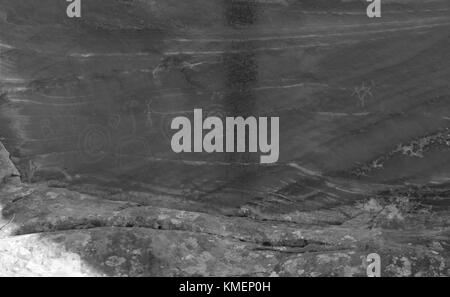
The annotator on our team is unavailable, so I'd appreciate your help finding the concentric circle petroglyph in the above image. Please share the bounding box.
[78,125,111,164]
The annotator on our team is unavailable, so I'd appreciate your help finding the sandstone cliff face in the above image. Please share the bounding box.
[1,0,449,189]
[0,0,449,276]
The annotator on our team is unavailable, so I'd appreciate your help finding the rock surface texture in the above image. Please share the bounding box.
[0,181,449,276]
[0,0,449,276]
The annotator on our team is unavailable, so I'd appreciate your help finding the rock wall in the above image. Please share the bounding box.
[1,0,449,187]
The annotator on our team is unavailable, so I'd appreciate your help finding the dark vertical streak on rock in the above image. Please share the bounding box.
[223,0,258,166]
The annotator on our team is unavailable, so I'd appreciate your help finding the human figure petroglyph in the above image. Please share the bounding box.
[352,80,375,107]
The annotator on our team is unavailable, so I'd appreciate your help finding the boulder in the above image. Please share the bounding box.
[0,142,19,184]
[0,183,448,276]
